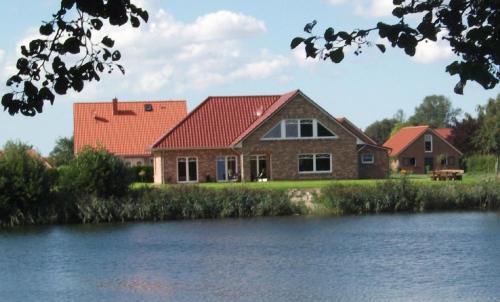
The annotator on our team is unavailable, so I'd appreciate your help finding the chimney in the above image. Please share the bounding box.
[112,97,118,115]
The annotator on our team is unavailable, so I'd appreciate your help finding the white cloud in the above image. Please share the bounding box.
[137,64,173,92]
[7,7,289,97]
[413,31,453,63]
[355,0,394,17]
[0,49,4,63]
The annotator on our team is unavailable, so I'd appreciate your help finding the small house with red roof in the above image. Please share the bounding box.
[74,98,187,166]
[383,125,462,174]
[151,90,388,183]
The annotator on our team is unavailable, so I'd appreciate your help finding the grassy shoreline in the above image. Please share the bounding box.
[2,175,499,228]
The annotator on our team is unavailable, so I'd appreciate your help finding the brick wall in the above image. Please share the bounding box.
[239,95,359,180]
[395,130,461,174]
[358,145,389,179]
[158,149,239,183]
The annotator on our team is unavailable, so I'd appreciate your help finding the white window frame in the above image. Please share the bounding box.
[216,155,238,182]
[361,153,374,164]
[424,134,433,153]
[177,156,198,183]
[298,153,332,174]
[261,119,337,141]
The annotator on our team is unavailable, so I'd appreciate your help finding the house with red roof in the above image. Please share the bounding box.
[383,125,462,174]
[151,90,389,183]
[74,98,187,166]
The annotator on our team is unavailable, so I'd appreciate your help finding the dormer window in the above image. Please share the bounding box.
[262,119,337,140]
[144,104,153,112]
[424,134,433,152]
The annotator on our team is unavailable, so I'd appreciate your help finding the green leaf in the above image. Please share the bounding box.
[376,44,386,53]
[290,37,305,49]
[117,64,125,75]
[91,19,103,30]
[39,87,55,104]
[63,37,81,54]
[24,81,38,97]
[130,16,140,28]
[101,36,115,48]
[39,23,54,36]
[1,93,13,108]
[330,48,344,63]
[54,77,69,95]
[324,27,335,42]
[111,50,121,61]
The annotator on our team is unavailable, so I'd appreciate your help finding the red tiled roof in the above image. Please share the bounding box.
[74,100,187,157]
[153,90,299,149]
[435,128,453,141]
[383,125,429,156]
[335,117,378,145]
[383,125,462,156]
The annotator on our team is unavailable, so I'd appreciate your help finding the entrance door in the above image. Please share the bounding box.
[250,155,268,181]
[424,157,434,172]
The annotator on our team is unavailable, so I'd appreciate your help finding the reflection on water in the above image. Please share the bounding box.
[1,213,500,302]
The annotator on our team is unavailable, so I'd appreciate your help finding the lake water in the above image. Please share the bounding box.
[1,213,500,302]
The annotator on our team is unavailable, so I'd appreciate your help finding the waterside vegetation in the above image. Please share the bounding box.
[1,141,499,228]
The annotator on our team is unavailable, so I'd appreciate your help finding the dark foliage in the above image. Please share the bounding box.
[364,118,398,144]
[2,0,148,116]
[127,165,153,183]
[58,146,132,198]
[0,141,53,226]
[292,0,499,94]
[48,136,74,167]
[450,113,481,155]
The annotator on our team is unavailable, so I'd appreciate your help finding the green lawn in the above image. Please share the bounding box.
[132,173,497,190]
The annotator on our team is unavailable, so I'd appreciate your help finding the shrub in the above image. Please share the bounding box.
[465,154,497,173]
[58,146,132,198]
[319,177,500,214]
[127,165,153,183]
[0,141,53,226]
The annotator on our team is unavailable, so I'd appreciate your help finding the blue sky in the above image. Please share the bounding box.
[0,0,498,155]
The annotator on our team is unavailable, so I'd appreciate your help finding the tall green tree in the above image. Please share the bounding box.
[49,136,74,167]
[474,94,500,177]
[292,0,499,94]
[2,0,148,116]
[365,118,399,144]
[408,95,462,128]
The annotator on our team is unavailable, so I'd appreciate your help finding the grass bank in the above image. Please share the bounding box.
[314,178,500,215]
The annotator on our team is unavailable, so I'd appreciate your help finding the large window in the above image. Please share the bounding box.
[298,154,332,173]
[216,156,238,181]
[361,154,374,164]
[262,119,336,140]
[424,134,433,152]
[177,157,198,182]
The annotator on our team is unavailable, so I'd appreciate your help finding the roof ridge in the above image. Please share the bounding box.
[74,100,186,105]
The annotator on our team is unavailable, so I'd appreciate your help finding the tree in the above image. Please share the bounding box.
[408,95,462,128]
[2,0,148,116]
[0,141,52,225]
[49,136,74,167]
[58,146,132,198]
[474,94,500,177]
[365,118,399,144]
[291,0,499,94]
[450,113,481,155]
